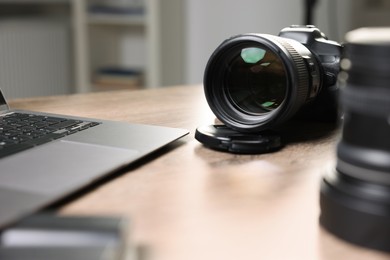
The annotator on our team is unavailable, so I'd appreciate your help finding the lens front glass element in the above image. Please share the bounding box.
[224,44,287,115]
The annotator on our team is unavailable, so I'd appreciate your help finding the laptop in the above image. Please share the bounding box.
[0,88,188,229]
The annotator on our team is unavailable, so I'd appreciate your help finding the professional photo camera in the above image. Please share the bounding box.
[196,25,343,153]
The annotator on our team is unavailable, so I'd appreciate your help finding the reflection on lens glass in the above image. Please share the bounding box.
[225,45,287,115]
[241,47,266,64]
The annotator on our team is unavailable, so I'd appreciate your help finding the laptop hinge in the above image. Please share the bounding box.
[0,88,10,112]
[0,105,9,113]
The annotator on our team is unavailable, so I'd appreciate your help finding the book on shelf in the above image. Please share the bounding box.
[88,0,145,16]
[93,67,144,91]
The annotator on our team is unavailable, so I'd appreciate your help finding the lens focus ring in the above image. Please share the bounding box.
[266,35,311,119]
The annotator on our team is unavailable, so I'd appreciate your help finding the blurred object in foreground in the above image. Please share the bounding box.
[320,27,390,252]
[0,213,130,260]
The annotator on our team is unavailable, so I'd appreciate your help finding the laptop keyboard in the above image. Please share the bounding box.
[0,112,101,159]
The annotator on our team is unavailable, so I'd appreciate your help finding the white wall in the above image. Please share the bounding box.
[185,0,302,84]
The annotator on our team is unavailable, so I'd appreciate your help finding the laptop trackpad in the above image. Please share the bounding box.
[0,140,139,195]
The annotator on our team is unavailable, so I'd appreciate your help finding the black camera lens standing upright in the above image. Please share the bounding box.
[320,28,390,252]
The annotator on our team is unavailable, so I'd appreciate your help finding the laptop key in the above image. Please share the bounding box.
[46,120,80,131]
[24,134,65,147]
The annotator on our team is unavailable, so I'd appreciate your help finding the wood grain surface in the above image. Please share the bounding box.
[9,85,390,260]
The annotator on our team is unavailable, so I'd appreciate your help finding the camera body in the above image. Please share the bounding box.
[278,25,341,89]
[277,25,343,124]
[203,25,343,132]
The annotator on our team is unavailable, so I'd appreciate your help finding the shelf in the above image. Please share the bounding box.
[87,14,145,26]
[0,0,185,94]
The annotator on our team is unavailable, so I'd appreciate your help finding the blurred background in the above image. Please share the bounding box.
[0,0,389,98]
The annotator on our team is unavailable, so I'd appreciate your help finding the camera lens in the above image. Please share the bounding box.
[320,28,390,252]
[204,33,321,132]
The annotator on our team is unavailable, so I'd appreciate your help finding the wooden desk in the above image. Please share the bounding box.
[9,85,390,260]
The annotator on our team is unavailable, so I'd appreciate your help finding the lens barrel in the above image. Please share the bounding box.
[203,33,322,132]
[320,28,390,252]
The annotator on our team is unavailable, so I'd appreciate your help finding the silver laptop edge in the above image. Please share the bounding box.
[0,88,188,229]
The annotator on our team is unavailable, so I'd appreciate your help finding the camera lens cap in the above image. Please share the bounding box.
[195,125,282,154]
